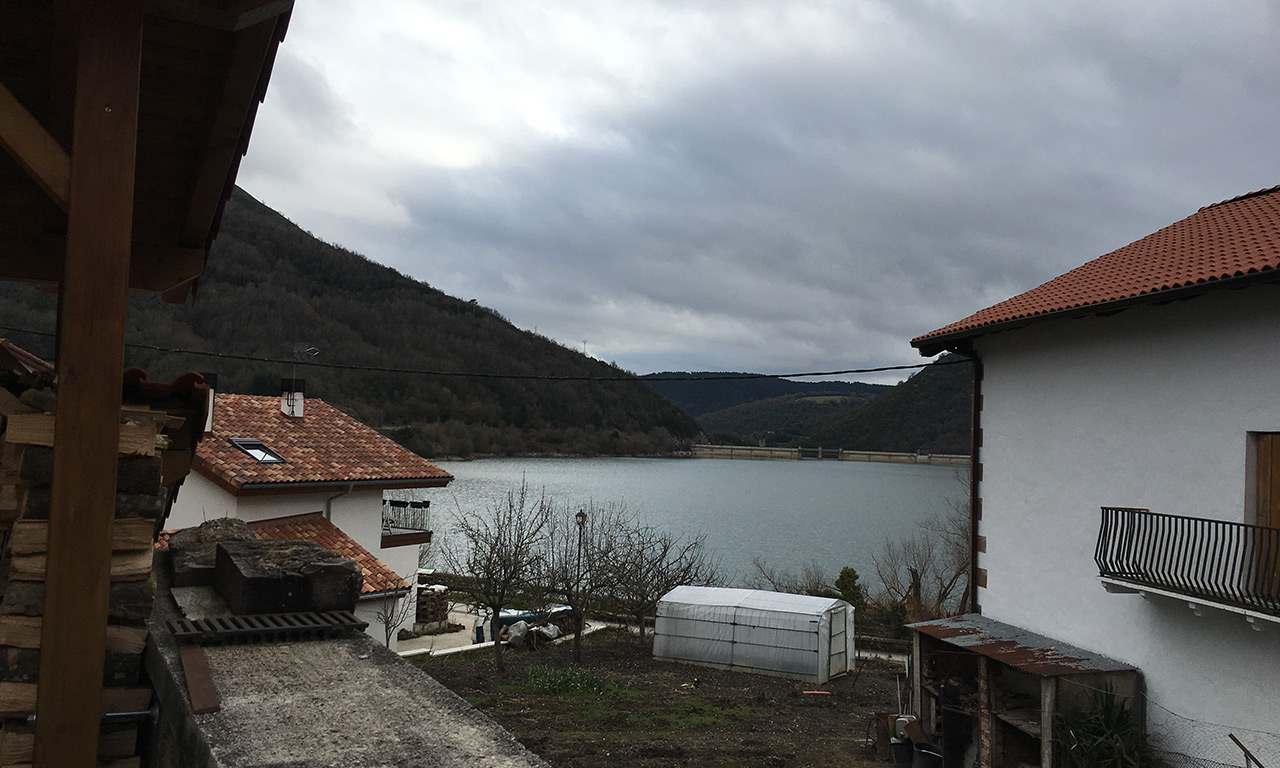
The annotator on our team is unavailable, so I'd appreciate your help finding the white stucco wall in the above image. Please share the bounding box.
[168,473,239,529]
[974,283,1280,760]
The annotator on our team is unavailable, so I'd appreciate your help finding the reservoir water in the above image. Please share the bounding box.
[424,457,966,588]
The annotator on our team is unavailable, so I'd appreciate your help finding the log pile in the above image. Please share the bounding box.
[415,584,450,631]
[0,366,205,767]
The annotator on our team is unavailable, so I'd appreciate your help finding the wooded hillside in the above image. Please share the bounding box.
[808,356,973,454]
[654,358,972,454]
[0,188,700,458]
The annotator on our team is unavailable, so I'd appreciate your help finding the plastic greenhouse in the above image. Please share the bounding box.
[653,586,855,683]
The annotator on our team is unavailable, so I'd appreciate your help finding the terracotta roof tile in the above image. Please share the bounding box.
[249,512,411,596]
[195,394,452,490]
[913,185,1280,351]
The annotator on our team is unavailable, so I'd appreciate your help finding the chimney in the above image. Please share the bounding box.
[281,378,305,418]
[202,372,218,434]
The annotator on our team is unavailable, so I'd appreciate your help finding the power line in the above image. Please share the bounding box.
[0,324,966,383]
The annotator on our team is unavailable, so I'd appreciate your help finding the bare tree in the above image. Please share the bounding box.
[541,501,629,661]
[443,482,551,670]
[746,557,835,596]
[606,523,721,641]
[372,572,419,648]
[873,500,969,623]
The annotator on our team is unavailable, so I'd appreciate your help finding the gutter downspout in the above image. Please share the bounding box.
[324,482,354,521]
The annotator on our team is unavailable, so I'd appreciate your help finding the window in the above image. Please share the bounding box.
[229,438,284,463]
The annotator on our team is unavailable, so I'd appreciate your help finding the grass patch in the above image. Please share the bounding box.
[522,665,603,694]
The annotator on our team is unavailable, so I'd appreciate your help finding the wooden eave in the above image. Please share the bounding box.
[0,0,292,303]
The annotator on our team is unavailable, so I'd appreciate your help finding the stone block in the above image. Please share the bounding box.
[214,540,361,615]
[168,519,257,587]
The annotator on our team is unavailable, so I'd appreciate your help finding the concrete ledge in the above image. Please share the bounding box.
[146,551,550,767]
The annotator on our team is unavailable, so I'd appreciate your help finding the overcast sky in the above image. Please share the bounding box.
[237,1,1280,382]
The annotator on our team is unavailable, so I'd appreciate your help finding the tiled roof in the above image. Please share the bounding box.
[249,513,411,596]
[913,185,1280,353]
[195,394,452,491]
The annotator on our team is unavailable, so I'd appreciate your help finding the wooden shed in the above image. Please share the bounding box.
[911,614,1142,768]
[0,2,292,765]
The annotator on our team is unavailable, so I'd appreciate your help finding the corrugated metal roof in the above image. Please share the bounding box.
[910,614,1136,676]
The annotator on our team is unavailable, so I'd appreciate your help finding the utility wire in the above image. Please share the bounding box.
[0,324,966,382]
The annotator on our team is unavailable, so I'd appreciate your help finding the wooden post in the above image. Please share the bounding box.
[34,4,143,767]
[1041,676,1056,768]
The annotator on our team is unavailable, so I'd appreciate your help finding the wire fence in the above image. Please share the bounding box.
[1057,677,1279,768]
[1147,699,1279,768]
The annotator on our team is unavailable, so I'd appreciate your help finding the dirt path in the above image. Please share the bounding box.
[414,628,901,767]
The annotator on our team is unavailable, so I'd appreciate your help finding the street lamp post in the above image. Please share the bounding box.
[573,508,587,661]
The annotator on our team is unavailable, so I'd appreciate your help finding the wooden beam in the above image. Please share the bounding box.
[34,4,144,767]
[148,0,292,31]
[180,17,280,247]
[0,235,205,292]
[0,82,70,210]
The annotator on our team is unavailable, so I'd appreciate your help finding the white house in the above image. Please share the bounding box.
[910,186,1280,766]
[167,380,453,648]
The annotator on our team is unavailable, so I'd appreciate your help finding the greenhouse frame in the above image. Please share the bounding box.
[654,586,855,683]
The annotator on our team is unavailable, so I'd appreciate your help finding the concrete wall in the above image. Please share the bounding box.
[975,283,1280,761]
[692,444,969,465]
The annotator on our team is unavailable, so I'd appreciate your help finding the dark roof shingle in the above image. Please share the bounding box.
[913,186,1280,353]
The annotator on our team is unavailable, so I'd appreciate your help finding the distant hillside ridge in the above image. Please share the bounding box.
[0,187,701,458]
[808,355,973,455]
[696,389,886,446]
[643,372,889,416]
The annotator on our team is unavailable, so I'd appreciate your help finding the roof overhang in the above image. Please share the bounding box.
[0,0,293,303]
[911,269,1280,358]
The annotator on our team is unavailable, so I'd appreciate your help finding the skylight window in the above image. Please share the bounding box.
[229,438,284,464]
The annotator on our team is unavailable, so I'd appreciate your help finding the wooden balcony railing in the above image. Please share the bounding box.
[1095,506,1280,617]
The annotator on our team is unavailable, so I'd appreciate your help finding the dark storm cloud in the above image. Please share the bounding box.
[239,1,1280,377]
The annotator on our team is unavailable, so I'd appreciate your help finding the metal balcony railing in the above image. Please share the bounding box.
[382,499,430,534]
[1095,506,1280,616]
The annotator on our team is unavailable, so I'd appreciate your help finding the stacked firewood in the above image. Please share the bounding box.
[416,584,450,631]
[0,369,202,767]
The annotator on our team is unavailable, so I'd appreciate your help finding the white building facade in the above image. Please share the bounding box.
[913,186,1280,766]
[167,387,452,650]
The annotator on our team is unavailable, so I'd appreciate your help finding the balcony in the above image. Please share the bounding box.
[1095,506,1280,626]
[382,499,432,548]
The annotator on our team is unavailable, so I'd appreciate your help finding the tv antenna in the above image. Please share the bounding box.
[291,343,319,381]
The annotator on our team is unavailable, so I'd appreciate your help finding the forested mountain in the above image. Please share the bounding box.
[696,391,885,446]
[808,356,973,454]
[655,358,972,453]
[643,373,888,416]
[0,188,700,458]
